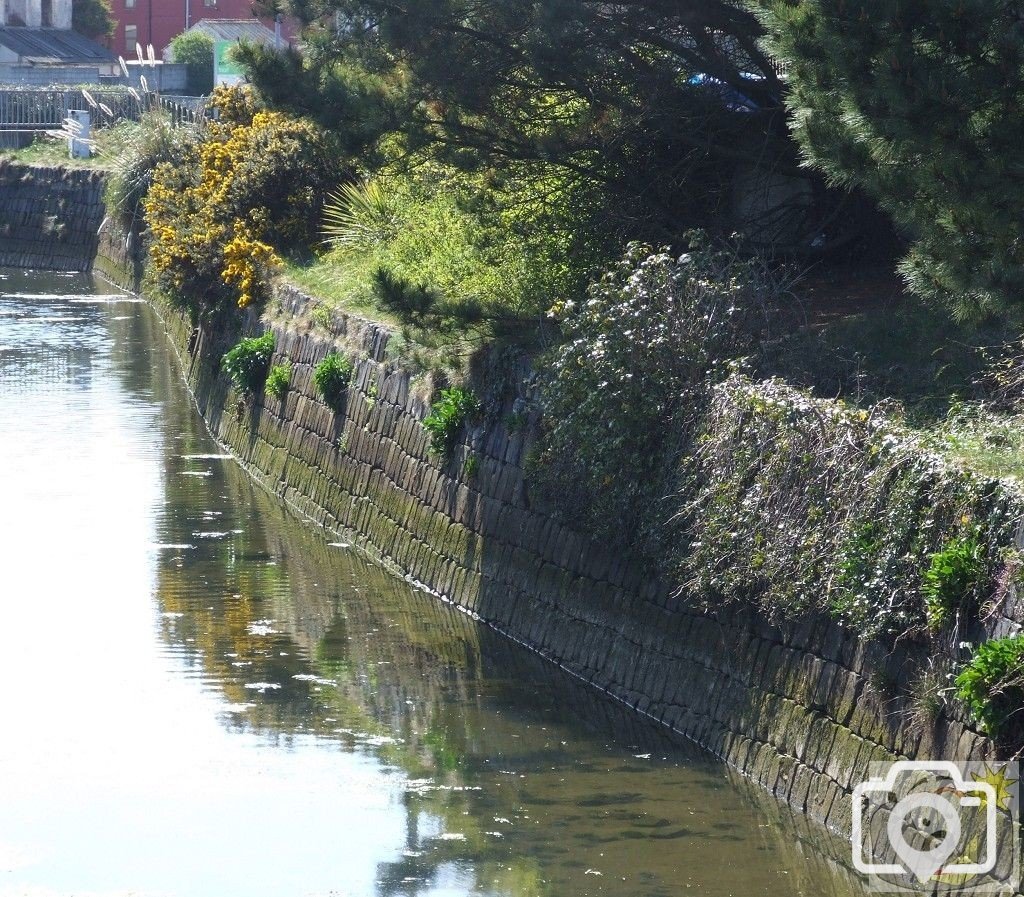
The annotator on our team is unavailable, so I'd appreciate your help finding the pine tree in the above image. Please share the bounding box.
[761,0,1024,317]
[234,0,802,245]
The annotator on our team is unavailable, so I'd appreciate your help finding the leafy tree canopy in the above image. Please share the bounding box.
[762,0,1024,318]
[170,31,215,96]
[235,0,801,245]
[72,0,114,40]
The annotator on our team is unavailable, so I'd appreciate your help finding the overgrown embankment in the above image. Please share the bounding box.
[141,277,1020,876]
[678,377,1023,643]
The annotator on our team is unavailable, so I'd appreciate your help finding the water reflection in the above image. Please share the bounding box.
[0,271,865,897]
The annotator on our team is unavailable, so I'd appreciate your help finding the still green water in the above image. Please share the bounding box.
[0,270,863,897]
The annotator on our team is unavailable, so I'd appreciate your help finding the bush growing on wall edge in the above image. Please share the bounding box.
[265,361,292,400]
[143,87,335,318]
[531,236,785,550]
[922,527,985,631]
[222,332,274,393]
[956,636,1024,739]
[313,353,353,412]
[423,387,479,458]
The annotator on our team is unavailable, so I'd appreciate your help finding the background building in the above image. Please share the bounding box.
[0,0,117,85]
[110,0,293,59]
[2,0,72,28]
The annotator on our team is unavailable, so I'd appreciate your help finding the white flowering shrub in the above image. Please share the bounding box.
[531,237,1021,643]
[531,237,781,547]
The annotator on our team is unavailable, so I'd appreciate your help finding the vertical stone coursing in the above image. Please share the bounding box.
[0,161,104,271]
[144,285,1005,849]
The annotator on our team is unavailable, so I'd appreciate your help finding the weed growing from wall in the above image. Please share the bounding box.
[265,362,292,400]
[313,353,353,412]
[222,332,274,393]
[906,660,953,736]
[922,527,984,631]
[956,635,1024,739]
[423,387,480,458]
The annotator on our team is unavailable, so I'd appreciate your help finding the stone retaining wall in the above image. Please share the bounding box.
[0,161,103,270]
[154,287,1010,855]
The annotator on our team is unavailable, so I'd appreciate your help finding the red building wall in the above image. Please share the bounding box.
[108,0,295,61]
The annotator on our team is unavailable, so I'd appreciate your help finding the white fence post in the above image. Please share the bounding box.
[67,109,91,158]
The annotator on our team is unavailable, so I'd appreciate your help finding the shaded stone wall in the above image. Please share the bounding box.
[94,214,141,291]
[0,161,103,270]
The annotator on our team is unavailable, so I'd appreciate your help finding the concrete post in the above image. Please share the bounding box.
[67,109,91,159]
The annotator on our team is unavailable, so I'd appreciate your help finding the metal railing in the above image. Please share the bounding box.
[157,95,206,127]
[0,88,205,131]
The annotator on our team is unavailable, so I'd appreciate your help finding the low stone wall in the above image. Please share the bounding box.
[149,287,1012,853]
[0,161,103,270]
[95,215,141,291]
[0,65,101,86]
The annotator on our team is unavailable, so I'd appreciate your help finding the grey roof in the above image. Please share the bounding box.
[188,19,277,44]
[0,27,116,65]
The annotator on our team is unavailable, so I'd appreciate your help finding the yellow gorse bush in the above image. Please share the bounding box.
[222,227,277,309]
[143,87,333,316]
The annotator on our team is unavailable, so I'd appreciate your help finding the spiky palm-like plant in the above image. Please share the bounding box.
[322,180,400,251]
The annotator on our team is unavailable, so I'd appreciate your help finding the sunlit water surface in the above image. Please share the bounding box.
[0,270,864,897]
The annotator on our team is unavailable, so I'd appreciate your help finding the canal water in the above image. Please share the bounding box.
[0,270,862,897]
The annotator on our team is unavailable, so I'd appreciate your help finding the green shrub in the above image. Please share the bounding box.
[532,237,783,549]
[314,155,614,340]
[922,527,985,631]
[313,352,353,412]
[170,31,214,96]
[423,387,479,458]
[956,636,1024,737]
[222,332,274,393]
[265,361,292,400]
